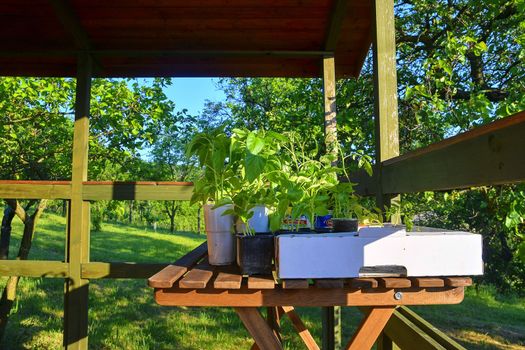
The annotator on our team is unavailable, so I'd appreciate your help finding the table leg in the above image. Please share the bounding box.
[235,307,283,350]
[267,307,282,343]
[344,307,395,350]
[281,306,320,350]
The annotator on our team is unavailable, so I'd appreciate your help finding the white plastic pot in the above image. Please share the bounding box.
[235,205,270,234]
[204,204,235,265]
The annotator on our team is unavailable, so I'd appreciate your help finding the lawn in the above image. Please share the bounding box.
[1,213,524,349]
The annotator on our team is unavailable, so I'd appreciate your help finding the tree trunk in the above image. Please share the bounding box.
[129,201,134,224]
[0,199,47,340]
[170,214,175,234]
[0,205,15,260]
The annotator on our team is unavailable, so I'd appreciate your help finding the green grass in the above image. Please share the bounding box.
[1,213,525,349]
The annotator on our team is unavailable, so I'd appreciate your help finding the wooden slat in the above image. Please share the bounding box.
[444,277,472,287]
[379,278,412,289]
[0,260,69,278]
[315,279,345,289]
[345,307,395,350]
[148,242,207,288]
[214,268,243,289]
[248,275,275,289]
[0,181,71,199]
[359,265,408,278]
[155,285,465,307]
[83,181,193,200]
[282,279,309,289]
[411,278,445,288]
[235,307,283,350]
[281,306,320,350]
[350,278,378,289]
[178,259,214,289]
[382,110,525,194]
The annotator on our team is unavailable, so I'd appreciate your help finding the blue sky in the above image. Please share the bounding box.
[164,78,226,116]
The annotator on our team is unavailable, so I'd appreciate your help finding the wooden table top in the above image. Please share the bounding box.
[149,242,472,307]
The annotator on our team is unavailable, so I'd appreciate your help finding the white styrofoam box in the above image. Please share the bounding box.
[275,229,483,279]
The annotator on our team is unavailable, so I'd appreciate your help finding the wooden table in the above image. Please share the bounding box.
[148,242,472,350]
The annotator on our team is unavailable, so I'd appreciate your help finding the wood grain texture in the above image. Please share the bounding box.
[148,242,207,288]
[155,286,465,307]
[0,260,69,278]
[345,307,395,350]
[214,269,243,289]
[282,279,309,289]
[384,310,446,350]
[248,276,276,289]
[382,110,525,194]
[411,278,445,288]
[351,278,378,289]
[83,182,193,200]
[0,182,71,199]
[444,277,472,287]
[281,306,320,350]
[379,278,412,289]
[235,307,283,350]
[178,260,214,289]
[315,279,345,289]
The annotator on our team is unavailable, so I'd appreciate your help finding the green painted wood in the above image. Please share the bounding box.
[397,307,466,350]
[64,54,92,350]
[323,56,338,161]
[0,182,71,199]
[382,110,525,194]
[0,260,69,278]
[372,0,400,223]
[82,182,193,201]
[321,306,341,350]
[384,310,447,350]
[82,262,169,279]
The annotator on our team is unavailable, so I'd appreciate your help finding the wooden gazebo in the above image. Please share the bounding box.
[1,1,523,349]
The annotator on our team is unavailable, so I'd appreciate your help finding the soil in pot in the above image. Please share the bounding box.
[332,218,358,232]
[236,233,274,275]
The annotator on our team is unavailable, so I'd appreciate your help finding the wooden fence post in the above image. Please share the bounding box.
[373,0,400,222]
[64,53,92,350]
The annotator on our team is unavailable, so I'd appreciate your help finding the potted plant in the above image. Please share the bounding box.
[227,128,283,275]
[187,127,236,265]
[329,152,382,232]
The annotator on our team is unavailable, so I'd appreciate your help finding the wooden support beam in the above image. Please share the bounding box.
[155,286,465,307]
[0,181,71,199]
[82,181,193,201]
[372,0,400,222]
[323,56,339,160]
[281,306,320,350]
[0,260,69,278]
[48,0,91,51]
[345,307,395,350]
[82,262,169,279]
[235,307,283,350]
[64,54,92,350]
[381,110,525,194]
[325,0,349,51]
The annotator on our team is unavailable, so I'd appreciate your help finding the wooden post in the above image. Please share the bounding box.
[323,55,339,160]
[372,0,400,223]
[322,55,342,350]
[64,53,92,350]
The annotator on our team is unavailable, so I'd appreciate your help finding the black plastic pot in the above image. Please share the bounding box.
[236,233,274,275]
[332,218,358,232]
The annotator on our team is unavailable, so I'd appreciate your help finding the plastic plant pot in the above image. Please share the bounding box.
[236,233,274,275]
[332,218,359,232]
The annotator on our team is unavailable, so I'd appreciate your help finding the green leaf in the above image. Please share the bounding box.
[245,153,266,182]
[246,132,265,155]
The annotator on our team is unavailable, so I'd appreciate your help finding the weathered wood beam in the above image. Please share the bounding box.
[0,181,71,199]
[48,0,91,51]
[0,260,69,278]
[0,50,332,58]
[382,110,525,194]
[82,181,193,201]
[82,262,170,279]
[64,53,92,350]
[325,0,349,51]
[372,0,400,221]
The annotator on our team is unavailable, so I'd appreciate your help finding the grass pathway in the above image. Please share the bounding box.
[1,213,524,349]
